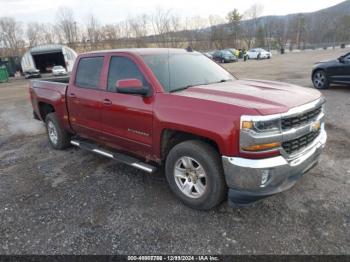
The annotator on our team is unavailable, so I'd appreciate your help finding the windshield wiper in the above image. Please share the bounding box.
[170,84,206,93]
[170,79,233,93]
[215,79,233,83]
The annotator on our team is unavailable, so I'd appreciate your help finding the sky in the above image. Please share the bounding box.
[0,0,346,24]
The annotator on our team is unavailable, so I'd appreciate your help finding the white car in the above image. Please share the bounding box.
[247,48,272,60]
[52,66,67,76]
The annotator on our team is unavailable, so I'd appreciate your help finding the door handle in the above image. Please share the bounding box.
[69,93,77,98]
[103,99,112,106]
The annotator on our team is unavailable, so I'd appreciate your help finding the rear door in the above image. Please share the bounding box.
[100,54,154,157]
[67,55,106,139]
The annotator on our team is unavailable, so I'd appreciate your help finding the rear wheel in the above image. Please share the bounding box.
[165,140,226,210]
[313,70,329,89]
[45,113,71,150]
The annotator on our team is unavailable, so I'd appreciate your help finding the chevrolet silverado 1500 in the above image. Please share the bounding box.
[29,48,327,210]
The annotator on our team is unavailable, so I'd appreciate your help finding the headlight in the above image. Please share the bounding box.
[240,116,282,153]
[241,119,281,132]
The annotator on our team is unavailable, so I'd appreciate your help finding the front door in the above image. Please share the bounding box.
[100,55,154,158]
[329,53,350,84]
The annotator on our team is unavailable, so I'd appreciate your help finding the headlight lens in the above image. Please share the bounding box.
[242,119,281,132]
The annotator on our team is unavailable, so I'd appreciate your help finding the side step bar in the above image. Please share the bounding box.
[70,140,157,173]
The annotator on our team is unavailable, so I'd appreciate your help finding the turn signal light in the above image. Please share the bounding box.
[242,142,281,152]
[242,121,253,129]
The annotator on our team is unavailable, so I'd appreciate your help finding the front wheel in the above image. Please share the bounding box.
[165,140,226,210]
[313,70,329,89]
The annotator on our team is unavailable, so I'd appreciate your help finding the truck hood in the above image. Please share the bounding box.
[175,79,321,115]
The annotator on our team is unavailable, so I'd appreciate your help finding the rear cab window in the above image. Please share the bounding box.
[75,56,104,89]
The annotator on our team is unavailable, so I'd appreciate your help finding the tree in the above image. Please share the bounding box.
[26,22,45,47]
[226,9,242,47]
[56,7,78,47]
[150,8,182,47]
[0,17,24,56]
[270,17,289,51]
[85,14,101,49]
[242,4,264,48]
[255,25,265,48]
[208,15,225,49]
[127,14,149,47]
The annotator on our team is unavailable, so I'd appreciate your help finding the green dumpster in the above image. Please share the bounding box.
[0,66,9,83]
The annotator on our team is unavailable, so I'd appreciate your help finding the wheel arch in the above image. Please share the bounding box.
[38,102,56,121]
[160,129,221,161]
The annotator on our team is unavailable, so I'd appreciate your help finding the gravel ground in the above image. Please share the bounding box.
[0,48,349,255]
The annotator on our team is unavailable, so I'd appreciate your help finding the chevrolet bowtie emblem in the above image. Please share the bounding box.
[310,121,321,132]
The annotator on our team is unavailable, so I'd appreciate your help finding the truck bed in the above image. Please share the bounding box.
[29,76,71,131]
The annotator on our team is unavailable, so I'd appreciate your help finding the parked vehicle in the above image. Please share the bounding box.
[29,48,326,210]
[52,65,67,76]
[312,52,350,89]
[212,50,238,63]
[24,68,41,79]
[225,48,240,58]
[247,48,272,60]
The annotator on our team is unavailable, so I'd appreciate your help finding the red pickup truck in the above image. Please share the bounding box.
[29,48,327,210]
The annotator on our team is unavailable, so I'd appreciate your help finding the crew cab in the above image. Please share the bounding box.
[29,48,327,210]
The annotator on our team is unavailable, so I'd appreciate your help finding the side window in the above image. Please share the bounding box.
[107,56,145,92]
[75,57,103,89]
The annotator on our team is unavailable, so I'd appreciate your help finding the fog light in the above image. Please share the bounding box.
[260,170,270,187]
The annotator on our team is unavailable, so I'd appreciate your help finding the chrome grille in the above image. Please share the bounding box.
[281,106,322,130]
[282,130,320,155]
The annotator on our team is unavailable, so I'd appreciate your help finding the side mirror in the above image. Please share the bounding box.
[338,56,345,63]
[116,79,149,96]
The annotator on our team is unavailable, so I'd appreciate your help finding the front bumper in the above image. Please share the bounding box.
[222,128,327,206]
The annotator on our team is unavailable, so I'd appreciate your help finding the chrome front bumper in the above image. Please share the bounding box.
[222,128,327,206]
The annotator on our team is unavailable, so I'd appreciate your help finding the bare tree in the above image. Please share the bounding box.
[56,7,78,47]
[270,17,289,51]
[150,8,182,47]
[208,15,225,49]
[242,4,264,48]
[26,22,45,47]
[127,14,149,47]
[85,14,101,49]
[0,17,24,56]
[86,14,101,42]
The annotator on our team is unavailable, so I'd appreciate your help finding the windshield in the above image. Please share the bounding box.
[222,51,233,56]
[53,66,63,70]
[142,52,235,92]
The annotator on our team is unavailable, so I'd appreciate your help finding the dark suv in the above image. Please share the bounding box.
[312,52,350,89]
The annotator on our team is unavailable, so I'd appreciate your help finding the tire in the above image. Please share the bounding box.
[165,140,227,210]
[45,112,71,150]
[313,70,329,89]
[221,58,225,63]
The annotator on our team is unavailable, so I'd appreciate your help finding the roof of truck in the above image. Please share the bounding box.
[84,48,196,56]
